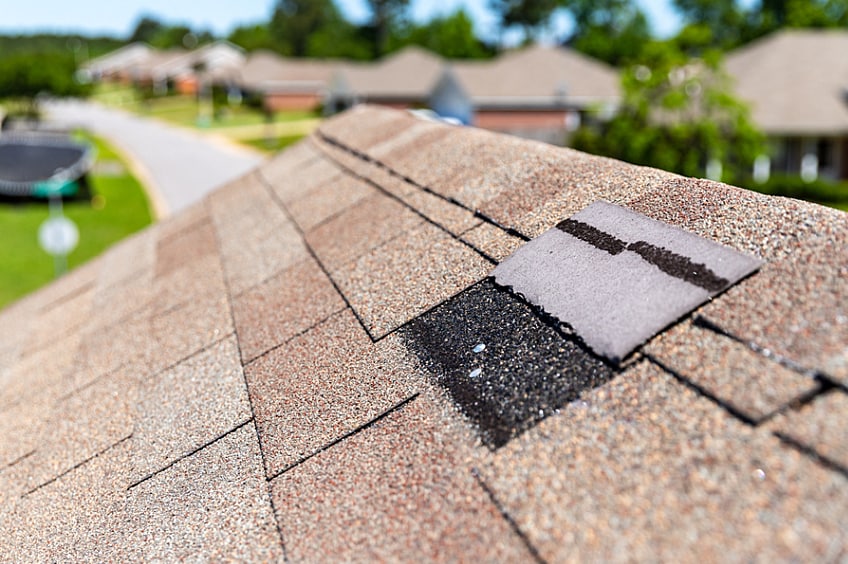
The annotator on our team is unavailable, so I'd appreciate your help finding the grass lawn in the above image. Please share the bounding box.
[0,133,153,308]
[240,134,306,154]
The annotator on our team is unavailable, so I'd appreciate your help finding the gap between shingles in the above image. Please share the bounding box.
[266,393,420,483]
[209,206,291,562]
[2,449,35,473]
[773,430,848,479]
[256,170,377,342]
[23,433,133,497]
[470,467,546,564]
[127,419,253,490]
[243,306,348,367]
[37,279,96,314]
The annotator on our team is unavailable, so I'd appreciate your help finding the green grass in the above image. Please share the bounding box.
[240,134,306,154]
[0,133,153,308]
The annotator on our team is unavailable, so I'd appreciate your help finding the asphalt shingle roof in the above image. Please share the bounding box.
[1,105,847,561]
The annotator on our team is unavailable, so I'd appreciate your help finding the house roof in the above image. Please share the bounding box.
[238,50,339,93]
[726,29,848,135]
[1,105,847,560]
[444,44,620,109]
[83,42,154,76]
[330,46,444,100]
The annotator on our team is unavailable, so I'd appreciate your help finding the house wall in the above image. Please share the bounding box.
[474,110,569,130]
[264,93,323,112]
[771,135,848,181]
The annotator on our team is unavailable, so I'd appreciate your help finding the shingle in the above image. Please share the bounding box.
[1,332,81,410]
[645,322,818,422]
[698,223,848,385]
[286,172,376,232]
[96,228,156,290]
[12,367,136,494]
[492,201,762,363]
[258,136,321,183]
[270,389,535,562]
[245,308,418,477]
[460,221,525,262]
[147,296,233,376]
[318,104,419,152]
[119,424,284,562]
[478,361,848,561]
[262,153,344,203]
[154,216,216,279]
[151,252,228,314]
[398,188,481,236]
[335,221,492,338]
[130,336,251,483]
[23,282,94,354]
[232,257,346,362]
[155,197,210,243]
[770,390,848,471]
[306,192,424,273]
[210,176,307,296]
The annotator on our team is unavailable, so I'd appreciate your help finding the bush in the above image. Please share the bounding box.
[743,174,848,204]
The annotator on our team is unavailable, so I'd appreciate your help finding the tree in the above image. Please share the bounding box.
[365,0,410,56]
[564,0,652,65]
[391,10,493,59]
[128,16,164,43]
[0,52,91,116]
[228,23,275,52]
[672,0,746,50]
[571,42,765,185]
[489,0,561,43]
[753,0,848,35]
[269,0,370,58]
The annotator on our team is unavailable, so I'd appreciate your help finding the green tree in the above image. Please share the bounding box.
[227,23,275,51]
[0,52,91,116]
[489,0,561,43]
[271,0,343,57]
[128,16,164,43]
[391,10,492,59]
[365,0,411,56]
[672,0,746,50]
[565,0,652,65]
[753,0,848,34]
[571,42,765,185]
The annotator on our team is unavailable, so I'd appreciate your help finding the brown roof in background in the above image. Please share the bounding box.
[332,46,444,99]
[448,44,620,107]
[726,29,848,135]
[1,105,846,560]
[238,50,340,93]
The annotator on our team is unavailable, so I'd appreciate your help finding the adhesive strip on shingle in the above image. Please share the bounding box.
[492,201,763,363]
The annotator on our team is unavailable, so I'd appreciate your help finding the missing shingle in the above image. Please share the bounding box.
[401,280,615,449]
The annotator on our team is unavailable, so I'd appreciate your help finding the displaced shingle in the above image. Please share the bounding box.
[232,257,346,362]
[245,308,418,478]
[770,390,848,472]
[270,389,535,562]
[478,361,848,561]
[493,201,762,362]
[460,221,525,262]
[398,188,481,236]
[335,221,491,338]
[645,322,818,422]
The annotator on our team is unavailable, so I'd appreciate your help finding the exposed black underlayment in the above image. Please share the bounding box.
[556,218,729,292]
[401,279,617,449]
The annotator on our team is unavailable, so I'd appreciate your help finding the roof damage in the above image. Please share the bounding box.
[1,105,846,561]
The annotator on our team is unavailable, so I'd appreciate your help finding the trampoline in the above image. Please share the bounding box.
[0,133,94,198]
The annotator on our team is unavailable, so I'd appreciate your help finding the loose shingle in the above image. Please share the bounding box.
[770,390,848,472]
[493,201,762,362]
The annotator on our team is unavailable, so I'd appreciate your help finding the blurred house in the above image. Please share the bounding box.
[82,43,155,83]
[726,30,848,181]
[430,45,620,145]
[152,41,246,95]
[325,47,444,112]
[237,51,338,112]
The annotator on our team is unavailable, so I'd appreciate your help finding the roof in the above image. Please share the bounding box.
[445,44,620,108]
[238,50,339,93]
[2,105,847,560]
[330,46,444,100]
[726,29,848,135]
[83,42,154,75]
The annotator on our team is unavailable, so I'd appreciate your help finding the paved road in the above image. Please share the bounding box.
[45,100,263,218]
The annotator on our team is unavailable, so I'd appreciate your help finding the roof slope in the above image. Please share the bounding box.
[238,50,339,92]
[726,29,848,135]
[1,105,847,561]
[448,44,620,106]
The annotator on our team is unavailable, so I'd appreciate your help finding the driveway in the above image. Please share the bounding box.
[45,100,264,218]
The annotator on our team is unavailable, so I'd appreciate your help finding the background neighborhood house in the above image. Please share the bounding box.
[727,29,848,182]
[236,51,338,112]
[430,45,620,145]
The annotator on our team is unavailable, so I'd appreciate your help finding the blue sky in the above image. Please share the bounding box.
[0,0,683,41]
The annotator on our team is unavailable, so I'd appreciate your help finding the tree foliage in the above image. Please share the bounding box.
[365,0,411,56]
[390,10,493,59]
[489,0,561,43]
[0,52,91,112]
[564,0,652,65]
[571,42,765,184]
[127,15,214,49]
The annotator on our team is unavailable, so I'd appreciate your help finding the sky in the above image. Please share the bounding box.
[0,0,684,42]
